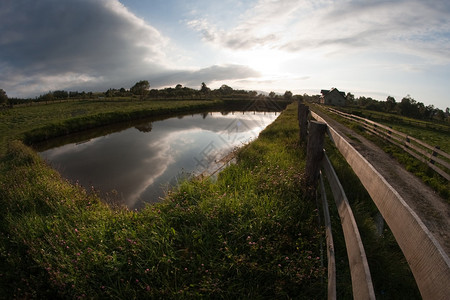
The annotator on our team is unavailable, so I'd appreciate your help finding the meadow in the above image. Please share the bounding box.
[0,99,222,154]
[0,100,328,298]
[0,100,422,298]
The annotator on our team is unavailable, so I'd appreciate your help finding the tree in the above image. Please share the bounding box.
[218,84,233,95]
[385,96,396,112]
[200,82,210,94]
[130,80,150,100]
[398,95,420,118]
[0,89,8,105]
[248,91,257,98]
[42,92,54,103]
[284,90,293,100]
[53,90,68,99]
[269,91,276,99]
[346,92,355,105]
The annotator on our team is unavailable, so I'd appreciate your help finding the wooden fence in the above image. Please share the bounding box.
[298,102,450,299]
[326,107,450,181]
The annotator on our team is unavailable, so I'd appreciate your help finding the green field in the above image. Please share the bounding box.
[338,107,450,153]
[0,99,222,154]
[0,100,422,298]
[0,102,328,298]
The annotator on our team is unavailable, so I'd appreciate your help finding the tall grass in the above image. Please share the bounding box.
[0,103,326,298]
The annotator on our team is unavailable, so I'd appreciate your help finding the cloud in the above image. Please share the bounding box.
[148,64,261,88]
[187,0,309,50]
[188,0,450,64]
[0,0,259,97]
[0,0,169,96]
[283,0,450,62]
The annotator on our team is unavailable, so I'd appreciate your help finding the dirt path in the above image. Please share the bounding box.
[312,108,450,255]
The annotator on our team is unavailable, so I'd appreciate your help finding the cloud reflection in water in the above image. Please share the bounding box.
[39,111,278,209]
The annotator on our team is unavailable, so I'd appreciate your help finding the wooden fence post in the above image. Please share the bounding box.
[430,146,440,165]
[306,121,327,187]
[298,103,309,144]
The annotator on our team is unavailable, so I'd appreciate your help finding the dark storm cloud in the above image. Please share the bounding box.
[0,0,260,96]
[0,0,165,76]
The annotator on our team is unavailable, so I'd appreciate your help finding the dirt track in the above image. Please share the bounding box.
[312,108,450,255]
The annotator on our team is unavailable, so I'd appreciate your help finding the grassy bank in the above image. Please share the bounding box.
[0,103,326,298]
[0,99,224,154]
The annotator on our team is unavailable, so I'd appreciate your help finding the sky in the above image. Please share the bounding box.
[1,0,449,109]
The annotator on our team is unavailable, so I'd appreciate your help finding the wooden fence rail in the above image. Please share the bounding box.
[321,154,375,299]
[326,107,450,181]
[307,108,450,300]
[318,172,336,300]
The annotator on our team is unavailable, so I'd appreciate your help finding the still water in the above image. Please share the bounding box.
[39,111,278,209]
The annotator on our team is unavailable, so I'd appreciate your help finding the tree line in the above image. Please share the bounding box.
[344,93,449,123]
[3,82,446,123]
[0,81,295,106]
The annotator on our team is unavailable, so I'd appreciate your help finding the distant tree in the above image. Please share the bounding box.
[53,90,69,99]
[200,82,210,93]
[269,91,276,99]
[105,89,115,97]
[248,91,258,98]
[218,84,233,95]
[385,96,396,111]
[131,80,150,100]
[284,90,293,100]
[346,92,355,105]
[434,109,445,121]
[446,107,450,116]
[42,92,54,103]
[0,89,8,105]
[294,94,304,102]
[398,95,420,118]
[200,82,211,98]
[175,84,183,89]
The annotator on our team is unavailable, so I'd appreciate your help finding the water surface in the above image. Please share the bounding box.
[39,111,278,209]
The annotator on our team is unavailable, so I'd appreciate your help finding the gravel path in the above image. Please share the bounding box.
[312,108,450,255]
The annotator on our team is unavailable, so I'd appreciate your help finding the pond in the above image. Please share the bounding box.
[38,111,279,209]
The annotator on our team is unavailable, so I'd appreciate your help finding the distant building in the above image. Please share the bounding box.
[320,88,346,106]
